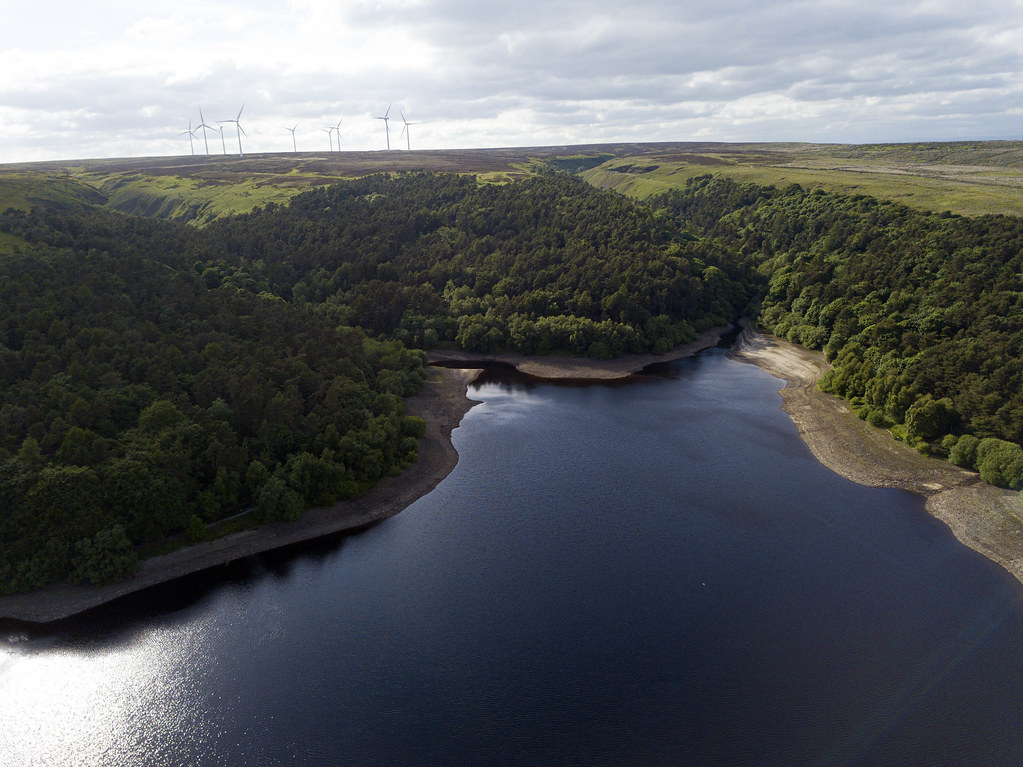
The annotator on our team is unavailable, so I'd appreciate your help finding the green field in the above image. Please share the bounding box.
[2,140,1023,223]
[579,142,1023,217]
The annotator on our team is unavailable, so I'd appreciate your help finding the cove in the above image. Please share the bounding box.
[2,349,1023,766]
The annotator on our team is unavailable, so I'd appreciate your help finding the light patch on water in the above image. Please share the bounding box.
[0,617,214,767]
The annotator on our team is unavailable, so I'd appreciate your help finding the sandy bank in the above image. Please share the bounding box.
[428,325,732,379]
[729,324,1023,585]
[0,367,482,624]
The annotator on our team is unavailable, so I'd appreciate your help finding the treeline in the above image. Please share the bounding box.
[0,208,426,592]
[206,172,748,357]
[656,176,1023,490]
[10,167,1017,594]
[0,172,744,593]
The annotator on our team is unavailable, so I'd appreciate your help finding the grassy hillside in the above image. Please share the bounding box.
[580,142,1023,217]
[2,140,1023,226]
[0,150,543,226]
[0,170,107,213]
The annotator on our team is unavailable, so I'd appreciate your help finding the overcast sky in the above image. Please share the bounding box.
[2,0,1022,163]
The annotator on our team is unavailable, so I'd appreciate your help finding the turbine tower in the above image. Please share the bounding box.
[285,124,299,152]
[219,104,246,157]
[212,124,227,155]
[322,125,334,152]
[400,111,416,151]
[332,118,343,151]
[376,103,392,150]
[197,106,213,155]
[179,118,197,156]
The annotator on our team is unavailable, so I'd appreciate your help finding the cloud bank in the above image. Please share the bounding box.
[2,0,1022,162]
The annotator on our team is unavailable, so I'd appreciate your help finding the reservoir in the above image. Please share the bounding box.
[2,349,1023,766]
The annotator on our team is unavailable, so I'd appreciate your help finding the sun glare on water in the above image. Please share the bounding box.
[0,618,215,767]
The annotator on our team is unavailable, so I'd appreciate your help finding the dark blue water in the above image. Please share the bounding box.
[3,350,1023,766]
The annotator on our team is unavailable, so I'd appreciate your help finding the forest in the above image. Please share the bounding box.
[656,175,1023,491]
[205,172,747,356]
[0,172,746,593]
[1,168,1020,594]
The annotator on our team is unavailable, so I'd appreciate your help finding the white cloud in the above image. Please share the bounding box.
[1,0,1023,162]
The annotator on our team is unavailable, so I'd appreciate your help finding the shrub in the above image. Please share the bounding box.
[949,434,980,470]
[976,438,1023,490]
[867,409,891,428]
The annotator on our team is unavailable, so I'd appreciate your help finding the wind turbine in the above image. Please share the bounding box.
[285,124,298,152]
[400,111,416,150]
[322,125,334,151]
[179,118,197,156]
[332,118,343,151]
[219,104,246,157]
[212,124,227,155]
[197,106,213,155]
[376,103,392,150]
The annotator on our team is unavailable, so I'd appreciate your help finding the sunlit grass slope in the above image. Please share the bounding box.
[579,141,1023,217]
[3,140,1023,223]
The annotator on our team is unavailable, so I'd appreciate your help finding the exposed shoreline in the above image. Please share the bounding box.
[729,323,1023,585]
[6,320,1019,622]
[0,367,483,624]
[427,325,733,379]
[0,328,730,625]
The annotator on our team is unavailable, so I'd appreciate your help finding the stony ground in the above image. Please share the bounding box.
[730,325,1023,585]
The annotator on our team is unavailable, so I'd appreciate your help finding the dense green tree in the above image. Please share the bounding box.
[904,396,957,442]
[655,175,1023,487]
[975,439,1023,490]
[4,168,1022,593]
[70,525,139,586]
[256,476,304,523]
[0,198,432,593]
[950,435,981,470]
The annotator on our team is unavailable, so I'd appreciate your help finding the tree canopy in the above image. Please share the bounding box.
[655,175,1023,489]
[3,169,1021,594]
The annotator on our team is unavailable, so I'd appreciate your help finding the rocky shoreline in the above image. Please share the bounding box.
[0,327,732,625]
[729,324,1023,585]
[427,325,733,379]
[6,320,1019,623]
[0,367,483,624]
